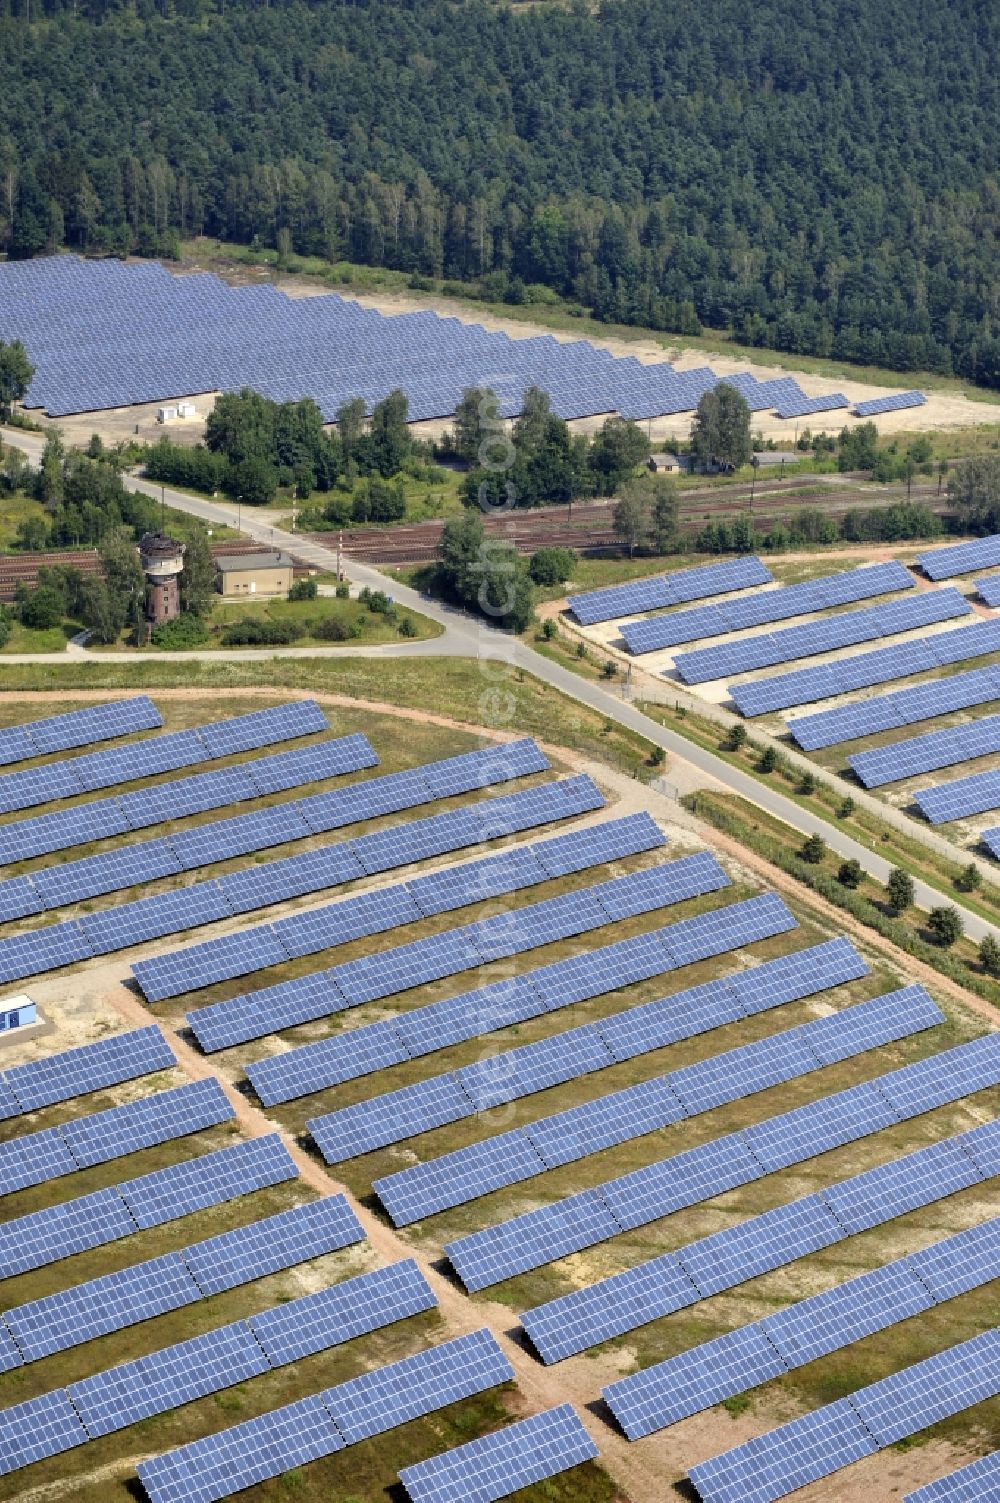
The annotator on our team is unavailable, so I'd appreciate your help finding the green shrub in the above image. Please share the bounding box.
[288,578,318,600]
[398,615,419,638]
[220,617,306,646]
[801,832,827,863]
[150,613,210,649]
[314,615,350,641]
[837,858,863,888]
[529,546,576,586]
[335,581,350,599]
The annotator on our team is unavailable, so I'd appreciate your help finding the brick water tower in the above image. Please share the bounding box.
[140,532,185,625]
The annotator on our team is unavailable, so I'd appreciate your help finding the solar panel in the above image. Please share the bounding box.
[0,876,43,922]
[245,732,378,794]
[851,1327,1000,1448]
[394,975,547,1058]
[67,1318,272,1439]
[853,389,927,417]
[3,1024,175,1112]
[322,1326,515,1444]
[446,1189,625,1293]
[189,970,343,1054]
[874,1032,1000,1118]
[0,920,92,984]
[334,926,487,1004]
[398,1403,599,1503]
[787,665,1000,750]
[0,1390,88,1477]
[118,1130,295,1228]
[310,1073,479,1164]
[0,795,131,863]
[59,1077,234,1169]
[821,1134,982,1235]
[608,1323,788,1436]
[196,698,328,757]
[662,891,797,964]
[764,1256,935,1368]
[687,1396,878,1503]
[906,1451,1000,1502]
[569,557,772,625]
[0,697,160,764]
[905,1214,1000,1302]
[743,1078,899,1172]
[182,1193,364,1295]
[271,884,424,959]
[374,1129,546,1225]
[679,1193,845,1297]
[0,1124,79,1195]
[915,767,1000,823]
[79,879,234,954]
[0,1185,137,1280]
[530,810,665,879]
[250,1258,435,1365]
[919,534,1000,580]
[521,1251,700,1365]
[4,1249,201,1361]
[851,714,1000,788]
[132,923,291,1001]
[137,1389,345,1503]
[977,575,1000,608]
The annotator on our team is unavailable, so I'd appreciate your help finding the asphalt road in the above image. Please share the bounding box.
[3,426,998,941]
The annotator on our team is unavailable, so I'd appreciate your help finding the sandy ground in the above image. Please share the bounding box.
[29,258,1000,448]
[2,687,997,1503]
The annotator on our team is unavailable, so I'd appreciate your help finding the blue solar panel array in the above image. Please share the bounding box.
[0,698,161,770]
[372,972,921,1228]
[0,256,818,425]
[136,1328,514,1503]
[0,742,556,985]
[915,768,1000,824]
[730,620,1000,716]
[619,561,913,656]
[0,1134,296,1280]
[977,575,1000,607]
[673,587,968,685]
[854,390,928,417]
[787,664,1000,750]
[0,1078,234,1198]
[773,392,849,419]
[603,1214,1000,1441]
[0,699,327,819]
[567,557,772,627]
[523,1099,1000,1370]
[848,713,1000,788]
[919,534,1000,580]
[906,1450,1000,1502]
[687,1325,1000,1503]
[0,1024,175,1114]
[398,1404,598,1503]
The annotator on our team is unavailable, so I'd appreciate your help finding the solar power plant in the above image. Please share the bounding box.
[0,697,161,769]
[977,574,1000,609]
[854,389,928,417]
[687,1326,1000,1503]
[906,1450,1000,1501]
[602,1216,1000,1435]
[730,619,1000,716]
[786,663,1000,749]
[3,1250,202,1362]
[773,392,849,418]
[619,560,913,655]
[0,1390,88,1477]
[249,1259,435,1365]
[567,556,772,626]
[0,1025,175,1113]
[673,587,970,686]
[0,698,328,817]
[915,767,1000,823]
[370,985,938,1226]
[520,1108,1000,1366]
[397,1403,599,1503]
[0,255,815,423]
[919,534,1000,580]
[181,1193,364,1295]
[848,713,1000,788]
[135,1327,514,1503]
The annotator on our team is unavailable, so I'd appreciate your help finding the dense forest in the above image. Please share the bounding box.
[0,0,997,386]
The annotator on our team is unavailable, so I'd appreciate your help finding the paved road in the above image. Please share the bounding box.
[3,427,998,940]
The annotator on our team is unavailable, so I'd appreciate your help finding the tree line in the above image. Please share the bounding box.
[0,0,996,387]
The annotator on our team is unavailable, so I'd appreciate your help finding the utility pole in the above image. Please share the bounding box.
[160,484,165,533]
[337,530,342,581]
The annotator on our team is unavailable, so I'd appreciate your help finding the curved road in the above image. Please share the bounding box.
[3,426,998,941]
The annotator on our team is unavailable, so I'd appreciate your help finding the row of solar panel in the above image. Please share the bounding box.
[0,1132,299,1281]
[245,844,715,1104]
[0,733,549,922]
[0,1191,365,1369]
[619,560,913,656]
[529,1109,999,1386]
[184,823,705,1057]
[135,1327,515,1503]
[730,620,1000,716]
[455,1024,995,1300]
[981,825,1000,861]
[848,712,1000,788]
[915,767,1000,824]
[977,574,1000,608]
[567,556,773,626]
[907,1450,1000,1502]
[919,532,1000,580]
[369,981,940,1227]
[300,910,873,1164]
[0,1024,175,1121]
[853,389,927,416]
[0,1249,446,1480]
[787,663,1000,749]
[442,937,870,1290]
[0,736,380,920]
[674,587,968,685]
[773,392,849,419]
[0,699,329,818]
[0,1077,234,1199]
[0,733,377,865]
[604,1210,1000,1439]
[0,743,558,986]
[0,697,162,771]
[514,1040,998,1358]
[688,1321,1000,1503]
